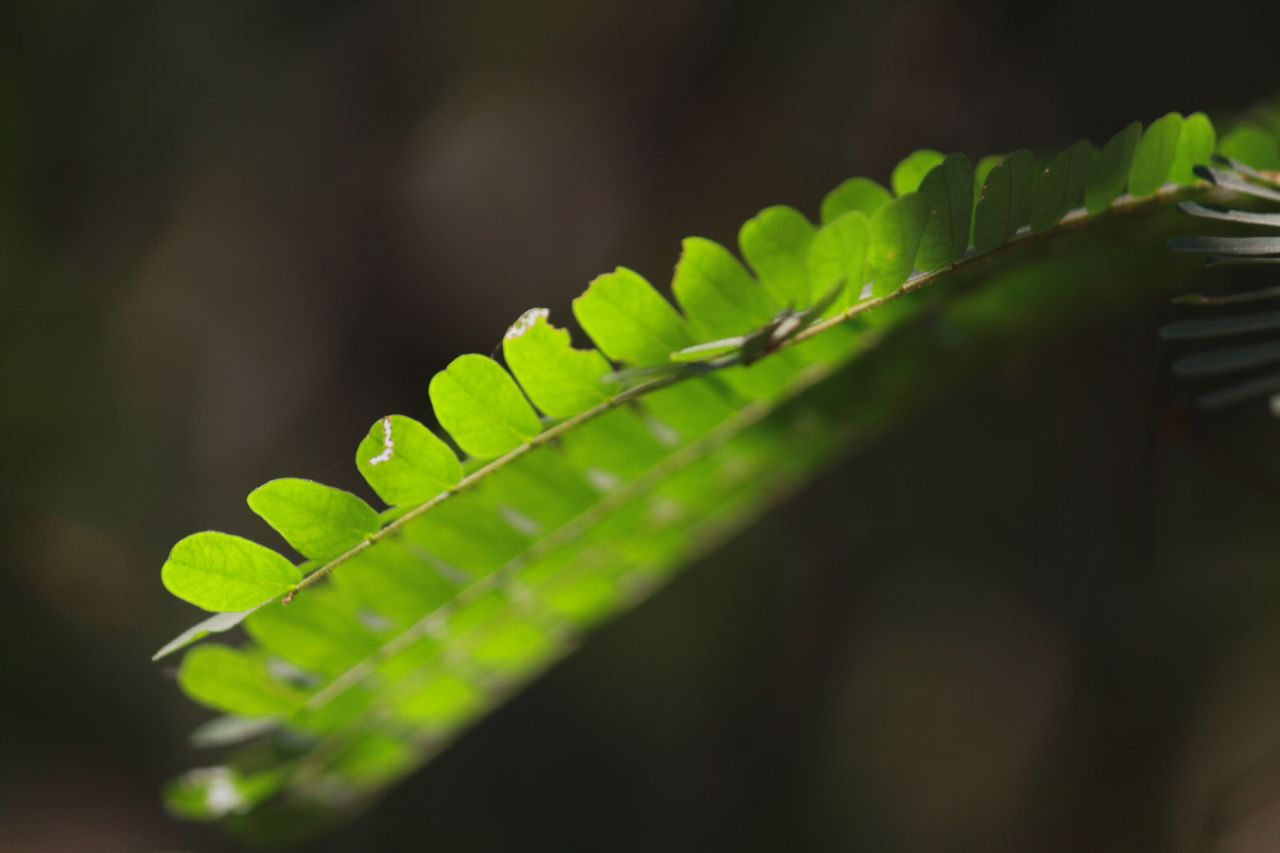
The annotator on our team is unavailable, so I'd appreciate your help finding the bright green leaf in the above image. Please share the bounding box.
[573,266,692,365]
[1085,121,1142,213]
[869,192,927,295]
[808,211,870,309]
[673,236,780,336]
[247,478,379,561]
[162,532,301,613]
[890,149,945,196]
[1219,125,1280,171]
[1168,112,1216,185]
[1128,112,1183,196]
[820,177,892,224]
[739,205,817,307]
[503,308,611,418]
[671,236,804,399]
[177,643,306,717]
[428,354,542,459]
[356,414,462,507]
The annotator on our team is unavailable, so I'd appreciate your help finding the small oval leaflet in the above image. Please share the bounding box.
[428,354,542,459]
[356,414,463,507]
[247,477,380,561]
[869,192,927,295]
[821,177,892,224]
[162,531,302,613]
[1085,121,1142,214]
[916,153,974,271]
[891,149,945,196]
[573,266,692,365]
[503,309,613,418]
[1128,112,1183,197]
[739,205,817,307]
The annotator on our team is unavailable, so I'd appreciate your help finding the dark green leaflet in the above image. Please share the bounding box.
[916,153,974,271]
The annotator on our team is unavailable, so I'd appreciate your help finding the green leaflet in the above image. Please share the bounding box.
[247,478,379,561]
[356,414,462,506]
[1085,121,1142,214]
[428,354,542,459]
[820,177,892,224]
[1128,112,1183,196]
[1029,140,1097,232]
[573,266,692,365]
[503,308,612,418]
[916,153,974,270]
[739,205,817,307]
[673,236,780,334]
[869,191,927,295]
[1168,112,1216,185]
[671,236,804,399]
[973,154,1004,199]
[178,644,306,718]
[162,532,301,612]
[973,149,1034,252]
[1219,125,1280,170]
[891,149,945,196]
[808,211,870,309]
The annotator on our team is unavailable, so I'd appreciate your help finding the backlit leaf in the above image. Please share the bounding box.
[503,309,612,418]
[1168,112,1216,185]
[247,478,379,561]
[1085,121,1142,213]
[869,192,927,295]
[974,149,1035,252]
[162,532,301,613]
[356,414,462,507]
[739,205,817,306]
[1128,112,1183,196]
[821,177,892,224]
[891,149,945,196]
[429,354,542,459]
[916,153,974,270]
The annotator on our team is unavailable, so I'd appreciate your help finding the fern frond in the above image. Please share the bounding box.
[1161,150,1280,415]
[154,103,1280,834]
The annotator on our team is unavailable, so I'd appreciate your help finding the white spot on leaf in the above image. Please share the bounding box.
[189,767,247,817]
[368,416,394,466]
[505,307,549,341]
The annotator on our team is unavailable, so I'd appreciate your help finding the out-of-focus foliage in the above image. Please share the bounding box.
[1164,156,1280,414]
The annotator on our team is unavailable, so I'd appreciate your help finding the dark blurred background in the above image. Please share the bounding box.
[4,1,1280,850]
